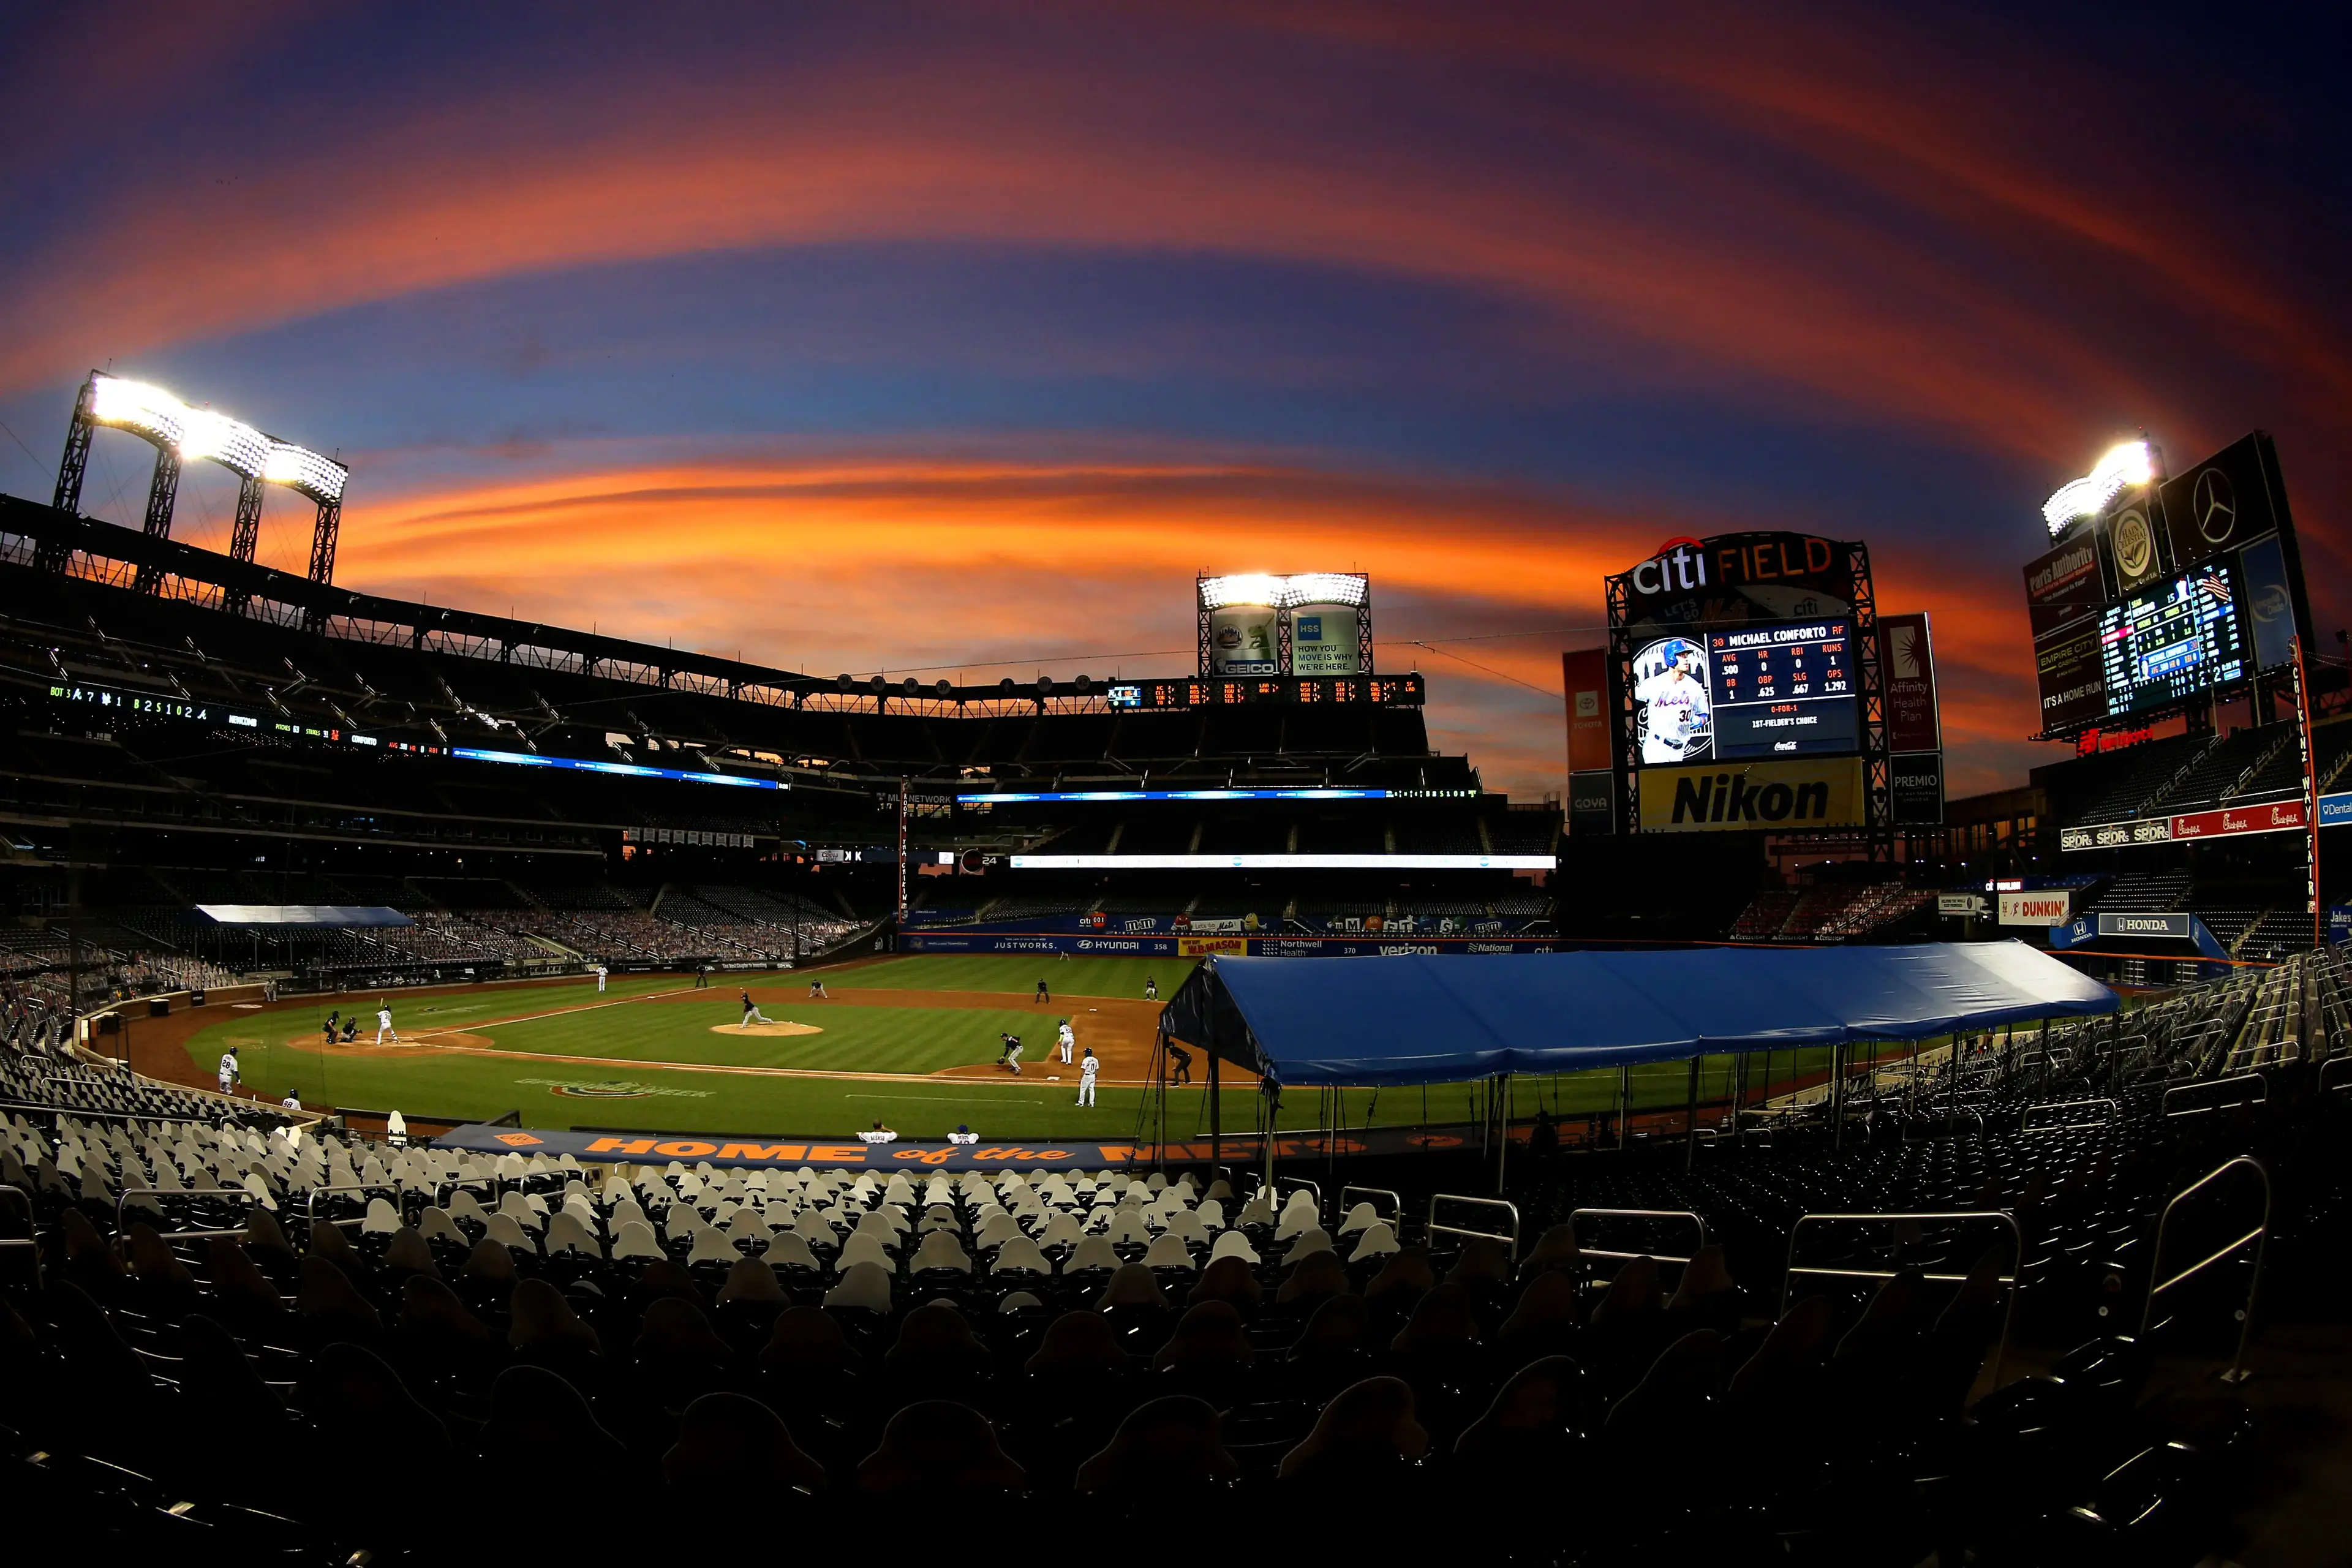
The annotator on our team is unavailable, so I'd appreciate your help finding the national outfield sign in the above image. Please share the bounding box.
[1635,756,1866,832]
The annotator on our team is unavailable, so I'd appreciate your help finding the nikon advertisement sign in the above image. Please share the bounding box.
[1636,756,1866,832]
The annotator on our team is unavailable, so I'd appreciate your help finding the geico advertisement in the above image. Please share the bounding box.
[1637,756,1866,831]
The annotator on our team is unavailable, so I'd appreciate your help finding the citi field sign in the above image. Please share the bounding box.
[1613,531,1856,622]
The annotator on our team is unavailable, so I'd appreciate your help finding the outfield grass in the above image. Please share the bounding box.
[829,954,1186,998]
[484,1001,1042,1073]
[180,957,1932,1141]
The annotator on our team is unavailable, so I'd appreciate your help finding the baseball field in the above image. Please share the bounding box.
[178,954,1864,1140]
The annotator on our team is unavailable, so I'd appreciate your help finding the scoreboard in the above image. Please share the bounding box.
[1705,619,1858,758]
[2022,432,2310,739]
[2096,567,2245,723]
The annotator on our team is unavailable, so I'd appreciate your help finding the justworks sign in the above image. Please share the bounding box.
[1637,756,1866,832]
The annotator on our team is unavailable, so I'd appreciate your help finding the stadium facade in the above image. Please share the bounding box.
[0,492,1558,1006]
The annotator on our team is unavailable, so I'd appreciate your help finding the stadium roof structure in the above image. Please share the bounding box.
[1163,941,2118,1086]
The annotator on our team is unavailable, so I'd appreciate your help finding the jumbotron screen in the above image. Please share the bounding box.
[1632,617,1856,764]
[2097,565,2246,723]
[1707,619,1858,758]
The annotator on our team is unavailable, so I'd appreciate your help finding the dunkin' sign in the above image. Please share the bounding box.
[1998,890,2073,927]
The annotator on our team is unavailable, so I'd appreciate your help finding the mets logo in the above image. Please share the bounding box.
[518,1077,714,1100]
[494,1132,544,1147]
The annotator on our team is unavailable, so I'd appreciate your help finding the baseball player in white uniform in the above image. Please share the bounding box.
[1057,1019,1075,1064]
[1076,1047,1099,1107]
[374,1003,398,1045]
[1637,639,1710,764]
[217,1049,240,1096]
[595,965,608,993]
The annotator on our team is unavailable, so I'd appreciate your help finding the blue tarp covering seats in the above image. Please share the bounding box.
[1161,941,2118,1087]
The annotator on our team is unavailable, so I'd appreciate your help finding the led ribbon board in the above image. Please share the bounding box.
[1008,853,1556,870]
[450,747,786,789]
[959,788,1476,804]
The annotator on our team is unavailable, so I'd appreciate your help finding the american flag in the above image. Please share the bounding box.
[2198,571,2232,607]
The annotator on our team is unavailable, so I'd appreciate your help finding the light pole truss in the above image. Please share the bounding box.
[50,371,349,601]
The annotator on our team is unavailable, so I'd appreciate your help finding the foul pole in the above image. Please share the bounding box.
[2291,638,2321,951]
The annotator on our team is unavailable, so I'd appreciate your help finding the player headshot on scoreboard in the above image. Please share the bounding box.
[1635,636,1712,764]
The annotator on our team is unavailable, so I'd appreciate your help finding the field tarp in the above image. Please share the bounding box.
[1163,940,2118,1087]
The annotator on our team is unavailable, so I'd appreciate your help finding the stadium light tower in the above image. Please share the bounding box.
[51,371,350,598]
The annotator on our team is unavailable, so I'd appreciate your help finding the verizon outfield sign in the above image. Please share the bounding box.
[1999,889,2074,927]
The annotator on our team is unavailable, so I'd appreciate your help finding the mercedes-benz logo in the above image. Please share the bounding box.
[2193,468,2236,544]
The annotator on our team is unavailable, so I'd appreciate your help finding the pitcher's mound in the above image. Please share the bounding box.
[710,1020,824,1038]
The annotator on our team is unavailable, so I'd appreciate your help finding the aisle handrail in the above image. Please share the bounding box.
[0,1183,40,1288]
[1568,1207,1709,1268]
[304,1179,404,1232]
[113,1185,251,1240]
[2141,1155,2269,1384]
[1425,1193,1520,1259]
[2021,1098,2119,1134]
[1783,1208,2022,1385]
[2162,1074,2267,1119]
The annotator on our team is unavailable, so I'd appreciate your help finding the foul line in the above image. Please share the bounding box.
[303,982,1166,1085]
[843,1093,1050,1104]
[312,1034,1159,1087]
[399,983,706,1041]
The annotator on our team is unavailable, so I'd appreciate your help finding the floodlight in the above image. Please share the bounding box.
[263,441,349,502]
[88,374,188,447]
[178,409,272,478]
[1280,572,1368,607]
[2042,440,2151,535]
[1199,573,1286,609]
